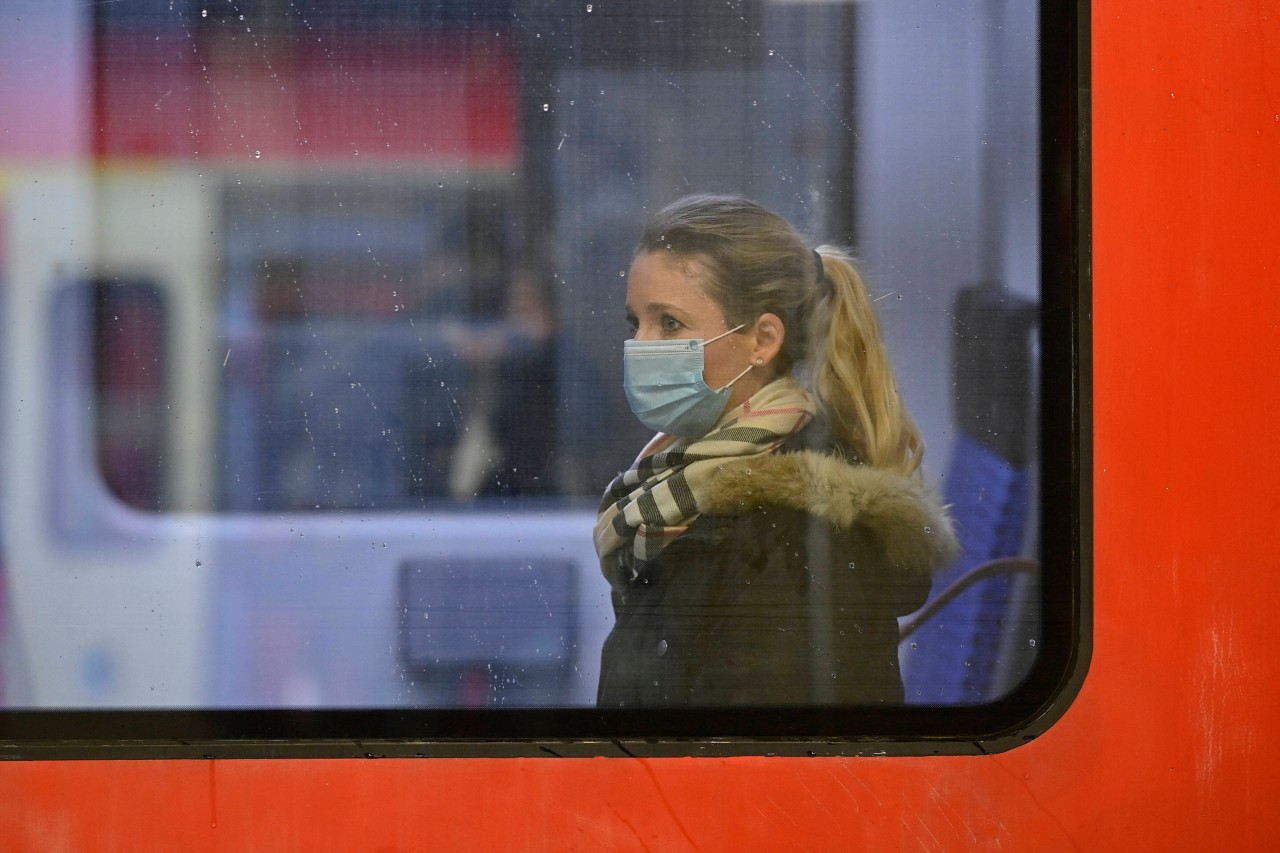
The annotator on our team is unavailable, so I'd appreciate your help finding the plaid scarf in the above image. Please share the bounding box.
[594,377,816,577]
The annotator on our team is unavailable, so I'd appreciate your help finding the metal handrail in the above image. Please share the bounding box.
[899,556,1039,640]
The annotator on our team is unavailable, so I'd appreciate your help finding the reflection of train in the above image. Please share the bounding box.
[0,1,618,711]
[6,1,1280,850]
[4,165,609,709]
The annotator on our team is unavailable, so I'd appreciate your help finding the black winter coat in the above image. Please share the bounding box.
[596,423,957,708]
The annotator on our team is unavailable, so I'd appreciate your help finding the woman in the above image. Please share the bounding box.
[594,194,958,707]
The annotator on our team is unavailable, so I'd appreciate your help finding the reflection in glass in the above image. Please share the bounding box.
[0,0,1042,713]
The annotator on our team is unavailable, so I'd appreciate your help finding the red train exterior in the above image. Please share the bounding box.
[4,1,1280,849]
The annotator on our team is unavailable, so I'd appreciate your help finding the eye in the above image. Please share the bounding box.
[660,314,683,333]
[625,314,639,335]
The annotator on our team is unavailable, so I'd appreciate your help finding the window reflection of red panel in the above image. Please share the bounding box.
[94,32,201,160]
[94,29,517,164]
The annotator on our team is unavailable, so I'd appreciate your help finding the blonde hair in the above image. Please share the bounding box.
[637,194,923,475]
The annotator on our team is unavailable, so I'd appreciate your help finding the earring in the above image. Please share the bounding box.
[755,358,765,366]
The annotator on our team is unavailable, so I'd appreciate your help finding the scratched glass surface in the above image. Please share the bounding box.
[0,0,1041,711]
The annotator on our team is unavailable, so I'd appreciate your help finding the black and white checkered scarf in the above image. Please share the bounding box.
[594,377,816,578]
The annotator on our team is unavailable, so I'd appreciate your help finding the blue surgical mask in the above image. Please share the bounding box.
[622,324,754,437]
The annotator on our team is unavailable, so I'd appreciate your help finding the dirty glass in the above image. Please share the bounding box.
[0,0,1080,751]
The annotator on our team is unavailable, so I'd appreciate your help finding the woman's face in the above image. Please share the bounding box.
[625,251,764,413]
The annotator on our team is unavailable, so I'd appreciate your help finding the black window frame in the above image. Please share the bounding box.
[0,0,1090,759]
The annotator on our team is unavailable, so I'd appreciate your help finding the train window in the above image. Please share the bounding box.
[93,280,170,511]
[0,0,1087,755]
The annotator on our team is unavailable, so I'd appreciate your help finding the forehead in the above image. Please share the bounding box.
[626,251,717,310]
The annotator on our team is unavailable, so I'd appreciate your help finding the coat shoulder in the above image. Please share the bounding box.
[697,449,959,574]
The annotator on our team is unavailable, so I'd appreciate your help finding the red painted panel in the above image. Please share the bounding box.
[5,2,1280,850]
[94,31,518,165]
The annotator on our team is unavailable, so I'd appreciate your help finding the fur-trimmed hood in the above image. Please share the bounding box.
[699,450,959,574]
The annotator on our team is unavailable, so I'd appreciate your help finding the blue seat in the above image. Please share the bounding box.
[900,433,1036,704]
[900,285,1039,705]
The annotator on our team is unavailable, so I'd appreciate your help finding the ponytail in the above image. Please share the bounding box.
[811,248,923,476]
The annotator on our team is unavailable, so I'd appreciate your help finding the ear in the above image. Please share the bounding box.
[750,312,785,368]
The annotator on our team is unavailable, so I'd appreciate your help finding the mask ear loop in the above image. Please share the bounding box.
[714,362,755,392]
[702,322,747,347]
[704,321,756,391]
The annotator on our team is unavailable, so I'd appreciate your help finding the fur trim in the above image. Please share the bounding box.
[700,451,959,573]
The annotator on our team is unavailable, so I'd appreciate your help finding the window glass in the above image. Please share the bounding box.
[0,0,1082,751]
